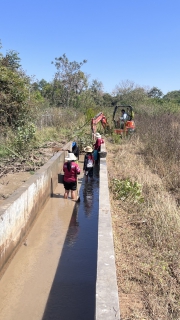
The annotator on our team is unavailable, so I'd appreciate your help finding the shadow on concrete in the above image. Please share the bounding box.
[51,193,64,198]
[42,166,99,320]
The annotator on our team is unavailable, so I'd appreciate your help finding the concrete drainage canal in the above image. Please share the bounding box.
[0,147,120,320]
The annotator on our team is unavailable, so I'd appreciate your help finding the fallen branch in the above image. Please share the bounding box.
[4,146,23,160]
[3,146,34,168]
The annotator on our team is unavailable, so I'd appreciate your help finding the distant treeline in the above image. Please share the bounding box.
[1,43,180,130]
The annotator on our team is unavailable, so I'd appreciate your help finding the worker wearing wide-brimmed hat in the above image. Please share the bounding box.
[93,132,104,163]
[83,146,94,180]
[63,153,80,200]
[94,132,101,139]
[94,132,103,151]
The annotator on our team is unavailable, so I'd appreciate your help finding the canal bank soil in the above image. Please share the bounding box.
[106,140,146,320]
[0,142,63,203]
[106,137,180,320]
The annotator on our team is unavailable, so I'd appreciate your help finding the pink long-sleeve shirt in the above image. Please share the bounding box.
[94,138,104,151]
[63,161,80,182]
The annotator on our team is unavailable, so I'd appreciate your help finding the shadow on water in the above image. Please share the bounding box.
[42,165,99,320]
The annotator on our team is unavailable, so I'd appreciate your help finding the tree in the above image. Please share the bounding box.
[0,40,2,60]
[0,47,32,127]
[89,79,104,106]
[163,90,180,104]
[32,79,52,100]
[52,54,88,107]
[90,79,103,93]
[1,50,21,70]
[102,93,115,107]
[112,80,147,106]
[0,65,30,127]
[147,87,163,98]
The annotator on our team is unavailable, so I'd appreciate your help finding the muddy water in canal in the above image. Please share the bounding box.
[0,160,99,320]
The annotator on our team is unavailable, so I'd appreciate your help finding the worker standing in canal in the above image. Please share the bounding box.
[63,153,80,201]
[93,132,104,164]
[83,146,94,181]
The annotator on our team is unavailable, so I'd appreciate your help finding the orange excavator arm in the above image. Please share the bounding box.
[91,112,109,134]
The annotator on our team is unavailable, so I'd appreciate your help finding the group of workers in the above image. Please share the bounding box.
[62,132,104,201]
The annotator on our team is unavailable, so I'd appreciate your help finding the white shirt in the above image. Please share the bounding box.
[120,112,128,121]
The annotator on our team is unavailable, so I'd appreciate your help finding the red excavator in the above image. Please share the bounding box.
[91,105,135,137]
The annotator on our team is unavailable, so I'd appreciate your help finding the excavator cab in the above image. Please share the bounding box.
[112,105,135,136]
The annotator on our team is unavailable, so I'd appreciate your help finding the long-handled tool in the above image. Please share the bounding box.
[76,177,80,202]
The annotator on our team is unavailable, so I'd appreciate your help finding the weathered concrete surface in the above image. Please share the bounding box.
[96,143,120,319]
[0,143,71,274]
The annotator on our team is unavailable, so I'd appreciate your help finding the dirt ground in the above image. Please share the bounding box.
[106,144,146,320]
[0,143,59,203]
[0,171,32,204]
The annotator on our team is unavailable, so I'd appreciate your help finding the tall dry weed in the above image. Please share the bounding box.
[106,132,180,319]
[137,112,180,204]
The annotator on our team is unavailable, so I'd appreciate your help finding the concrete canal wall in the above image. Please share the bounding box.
[0,142,71,274]
[96,142,120,319]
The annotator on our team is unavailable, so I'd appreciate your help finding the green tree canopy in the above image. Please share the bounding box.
[102,93,115,107]
[1,50,21,70]
[88,79,104,106]
[147,87,163,98]
[52,54,88,107]
[163,90,180,104]
[112,80,147,106]
[0,65,30,126]
[0,47,32,127]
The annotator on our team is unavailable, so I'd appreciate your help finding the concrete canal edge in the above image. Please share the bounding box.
[96,142,120,319]
[0,141,120,319]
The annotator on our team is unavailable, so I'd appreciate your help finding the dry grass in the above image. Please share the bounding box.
[137,113,180,198]
[106,133,180,320]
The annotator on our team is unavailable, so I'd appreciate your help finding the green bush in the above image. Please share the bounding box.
[12,123,36,153]
[111,178,144,203]
[111,133,121,144]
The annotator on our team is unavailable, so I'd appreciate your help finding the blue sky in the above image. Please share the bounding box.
[0,0,180,95]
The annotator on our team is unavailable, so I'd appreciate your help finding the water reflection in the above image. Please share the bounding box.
[65,205,79,247]
[83,181,94,217]
[83,164,99,218]
[42,165,99,320]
